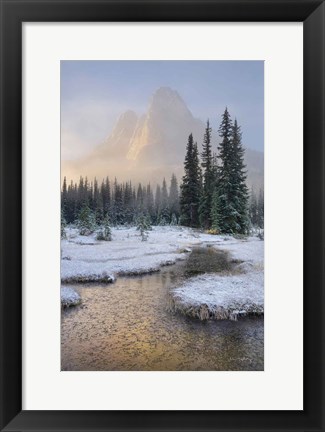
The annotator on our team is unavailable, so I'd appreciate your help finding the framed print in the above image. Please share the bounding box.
[0,0,324,431]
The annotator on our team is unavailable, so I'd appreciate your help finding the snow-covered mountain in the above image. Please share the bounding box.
[93,110,138,159]
[62,86,264,190]
[127,87,204,166]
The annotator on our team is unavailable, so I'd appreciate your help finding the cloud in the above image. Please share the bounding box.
[61,129,91,160]
[61,99,131,160]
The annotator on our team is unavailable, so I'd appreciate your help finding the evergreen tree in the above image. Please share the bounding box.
[88,181,94,211]
[77,176,87,213]
[249,189,258,227]
[62,177,68,219]
[96,213,112,241]
[154,184,162,224]
[211,153,219,184]
[217,107,234,233]
[146,183,155,221]
[159,178,170,225]
[136,213,151,241]
[101,177,111,217]
[180,134,202,227]
[169,174,180,224]
[136,183,144,213]
[64,180,76,223]
[131,187,137,223]
[210,189,220,232]
[199,120,214,228]
[123,181,134,224]
[231,119,249,233]
[217,109,248,234]
[170,213,178,226]
[142,185,148,216]
[61,209,67,239]
[112,178,124,225]
[84,177,92,208]
[257,188,264,228]
[77,204,96,235]
[73,182,78,220]
[84,177,89,195]
[93,178,103,223]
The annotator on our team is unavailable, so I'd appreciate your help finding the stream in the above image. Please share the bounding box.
[61,249,264,371]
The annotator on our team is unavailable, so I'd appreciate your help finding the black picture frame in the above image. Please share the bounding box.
[0,0,324,431]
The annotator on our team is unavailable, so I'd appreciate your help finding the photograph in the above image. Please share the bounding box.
[60,60,264,371]
[2,0,324,427]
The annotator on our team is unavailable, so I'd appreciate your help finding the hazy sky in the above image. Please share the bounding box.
[61,61,264,160]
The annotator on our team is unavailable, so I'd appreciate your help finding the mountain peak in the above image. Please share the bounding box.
[148,86,190,119]
[94,109,138,157]
[126,87,200,163]
[153,86,180,98]
[116,110,138,126]
[151,86,184,103]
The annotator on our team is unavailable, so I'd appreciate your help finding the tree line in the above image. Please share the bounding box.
[249,188,264,229]
[61,174,180,227]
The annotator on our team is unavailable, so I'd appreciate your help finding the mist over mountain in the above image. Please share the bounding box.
[62,87,264,190]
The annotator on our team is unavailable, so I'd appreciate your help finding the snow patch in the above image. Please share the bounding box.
[170,271,263,321]
[168,231,264,321]
[61,226,201,281]
[61,286,81,308]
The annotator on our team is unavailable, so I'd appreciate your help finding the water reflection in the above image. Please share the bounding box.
[61,264,263,371]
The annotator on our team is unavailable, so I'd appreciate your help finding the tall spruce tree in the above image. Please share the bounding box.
[199,120,214,228]
[217,107,235,233]
[180,134,202,227]
[217,109,249,234]
[210,153,221,231]
[230,119,249,233]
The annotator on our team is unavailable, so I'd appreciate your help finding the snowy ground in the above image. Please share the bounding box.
[61,286,81,308]
[170,236,264,320]
[61,226,206,283]
[61,226,264,319]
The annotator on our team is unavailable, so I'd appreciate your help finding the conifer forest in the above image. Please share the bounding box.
[61,108,264,237]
